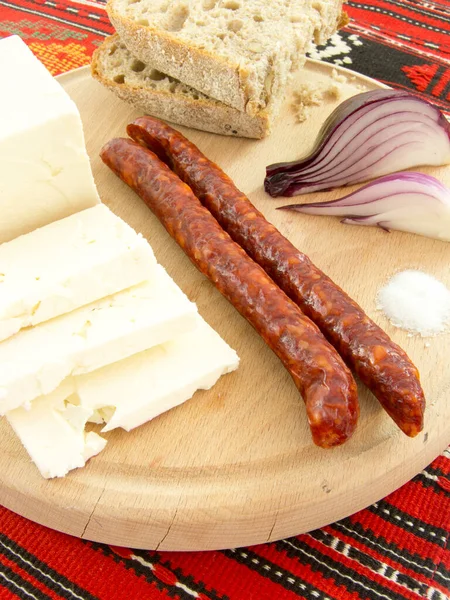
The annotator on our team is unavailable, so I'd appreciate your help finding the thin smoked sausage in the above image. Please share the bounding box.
[100,138,359,448]
[127,117,425,437]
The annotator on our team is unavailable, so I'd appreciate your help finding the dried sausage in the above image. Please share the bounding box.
[100,138,359,448]
[101,139,359,447]
[128,117,425,437]
[127,117,425,437]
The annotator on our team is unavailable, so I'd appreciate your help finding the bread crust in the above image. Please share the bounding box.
[108,3,250,113]
[338,10,350,29]
[91,35,271,138]
[107,0,344,116]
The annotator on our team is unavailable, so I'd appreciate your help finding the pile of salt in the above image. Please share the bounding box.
[377,270,450,337]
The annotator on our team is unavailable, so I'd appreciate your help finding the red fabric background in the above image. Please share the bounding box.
[0,1,449,598]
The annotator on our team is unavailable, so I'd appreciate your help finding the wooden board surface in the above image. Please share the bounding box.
[0,61,449,551]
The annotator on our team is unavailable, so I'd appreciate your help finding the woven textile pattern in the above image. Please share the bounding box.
[0,1,449,598]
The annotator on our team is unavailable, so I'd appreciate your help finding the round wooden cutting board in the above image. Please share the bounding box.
[0,61,449,551]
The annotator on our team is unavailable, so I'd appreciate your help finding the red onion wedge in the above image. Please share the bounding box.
[265,90,450,197]
[278,172,450,242]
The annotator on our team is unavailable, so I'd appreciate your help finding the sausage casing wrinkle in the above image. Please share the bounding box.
[127,117,425,437]
[101,137,359,448]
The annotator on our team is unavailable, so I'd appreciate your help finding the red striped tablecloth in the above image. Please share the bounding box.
[0,1,449,599]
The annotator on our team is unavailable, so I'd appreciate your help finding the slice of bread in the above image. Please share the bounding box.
[106,0,344,116]
[91,35,273,138]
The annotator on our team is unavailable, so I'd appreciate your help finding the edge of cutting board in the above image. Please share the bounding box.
[0,60,449,551]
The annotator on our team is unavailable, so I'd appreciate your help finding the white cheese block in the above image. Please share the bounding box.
[0,35,100,244]
[0,205,157,342]
[0,265,198,415]
[78,316,239,432]
[6,316,238,478]
[6,380,106,479]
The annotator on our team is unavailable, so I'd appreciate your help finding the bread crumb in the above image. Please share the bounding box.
[331,67,368,92]
[292,68,371,123]
[293,102,310,123]
[292,80,343,123]
[296,83,324,106]
[331,68,348,84]
[325,83,341,101]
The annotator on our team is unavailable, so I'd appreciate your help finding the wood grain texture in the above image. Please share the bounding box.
[0,62,449,551]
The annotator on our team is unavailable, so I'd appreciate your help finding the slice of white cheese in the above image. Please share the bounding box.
[78,316,239,432]
[0,205,157,342]
[6,316,238,478]
[0,35,100,244]
[0,265,198,415]
[6,380,106,479]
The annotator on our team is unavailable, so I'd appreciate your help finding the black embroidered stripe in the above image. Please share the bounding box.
[330,519,442,581]
[343,17,448,66]
[413,472,450,497]
[311,31,450,113]
[405,0,449,9]
[0,562,53,600]
[10,0,110,23]
[309,529,430,597]
[278,538,418,600]
[424,464,449,479]
[369,500,449,548]
[87,543,189,600]
[222,547,334,600]
[0,534,100,600]
[348,2,450,36]
[137,550,230,600]
[277,537,412,600]
[0,0,110,36]
[382,0,450,25]
[420,65,450,97]
[434,560,450,590]
[89,543,227,600]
